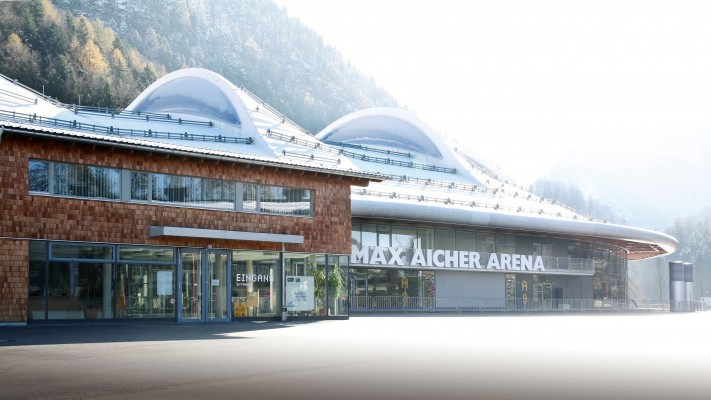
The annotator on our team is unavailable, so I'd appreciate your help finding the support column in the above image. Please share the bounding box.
[684,262,694,312]
[103,263,112,318]
[669,261,685,312]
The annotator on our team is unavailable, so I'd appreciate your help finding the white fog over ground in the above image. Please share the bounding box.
[1,313,709,400]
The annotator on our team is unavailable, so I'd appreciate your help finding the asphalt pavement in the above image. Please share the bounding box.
[1,312,710,400]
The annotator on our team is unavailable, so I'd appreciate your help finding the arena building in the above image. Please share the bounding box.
[0,68,677,324]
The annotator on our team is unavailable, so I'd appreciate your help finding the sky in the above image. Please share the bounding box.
[273,0,711,185]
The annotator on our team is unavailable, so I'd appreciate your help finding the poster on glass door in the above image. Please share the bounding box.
[285,276,314,311]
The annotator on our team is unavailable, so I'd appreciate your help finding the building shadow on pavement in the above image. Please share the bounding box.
[0,320,320,347]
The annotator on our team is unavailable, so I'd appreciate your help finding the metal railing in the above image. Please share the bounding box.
[324,140,412,158]
[266,129,456,174]
[239,85,307,132]
[0,109,253,144]
[350,296,705,313]
[64,105,214,127]
[351,188,603,223]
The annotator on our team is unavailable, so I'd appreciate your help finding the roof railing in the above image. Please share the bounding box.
[0,73,216,128]
[0,72,64,106]
[324,140,412,158]
[65,104,214,127]
[239,86,308,132]
[351,188,604,223]
[0,87,37,104]
[381,173,495,195]
[281,150,340,164]
[378,173,580,211]
[0,109,253,145]
[266,129,456,174]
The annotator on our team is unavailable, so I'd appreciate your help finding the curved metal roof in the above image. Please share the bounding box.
[352,197,678,260]
[127,68,255,132]
[317,108,450,159]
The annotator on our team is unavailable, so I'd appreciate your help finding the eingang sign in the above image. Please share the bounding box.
[351,245,546,272]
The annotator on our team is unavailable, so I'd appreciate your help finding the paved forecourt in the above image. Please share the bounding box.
[1,313,709,400]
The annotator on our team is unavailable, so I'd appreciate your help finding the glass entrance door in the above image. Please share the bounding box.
[179,250,203,321]
[350,277,368,310]
[178,249,230,322]
[534,283,553,310]
[207,251,229,321]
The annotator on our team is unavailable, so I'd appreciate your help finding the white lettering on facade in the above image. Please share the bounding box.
[411,248,427,267]
[487,253,500,269]
[512,254,521,270]
[471,252,482,269]
[350,245,547,272]
[433,250,445,268]
[445,250,457,268]
[370,247,387,264]
[351,245,369,264]
[388,247,406,265]
[459,251,469,269]
[521,255,532,271]
[234,274,274,286]
[500,253,512,270]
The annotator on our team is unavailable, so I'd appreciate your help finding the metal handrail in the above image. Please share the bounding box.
[0,109,253,144]
[324,140,412,158]
[239,85,307,132]
[267,129,456,174]
[351,188,603,223]
[65,105,214,127]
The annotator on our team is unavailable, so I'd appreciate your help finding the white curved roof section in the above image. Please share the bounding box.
[317,108,453,160]
[352,198,678,258]
[127,68,256,133]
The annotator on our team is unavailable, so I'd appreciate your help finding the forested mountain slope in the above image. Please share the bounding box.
[57,0,400,132]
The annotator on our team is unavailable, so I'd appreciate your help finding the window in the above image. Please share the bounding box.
[29,160,49,192]
[29,160,314,217]
[391,226,416,248]
[434,229,455,250]
[151,173,235,210]
[51,243,113,260]
[455,230,476,251]
[260,185,313,216]
[130,172,149,201]
[243,184,258,212]
[54,163,120,199]
[29,160,120,199]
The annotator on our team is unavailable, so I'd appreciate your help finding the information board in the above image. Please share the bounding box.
[285,276,314,312]
[157,271,173,296]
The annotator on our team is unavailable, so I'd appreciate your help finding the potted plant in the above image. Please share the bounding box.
[311,266,326,316]
[328,263,344,315]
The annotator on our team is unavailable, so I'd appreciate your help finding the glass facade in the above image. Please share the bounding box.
[349,268,435,311]
[352,222,628,309]
[28,241,347,321]
[284,253,348,317]
[232,251,281,318]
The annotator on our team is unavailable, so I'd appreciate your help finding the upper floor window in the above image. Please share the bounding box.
[28,159,314,217]
[29,160,120,200]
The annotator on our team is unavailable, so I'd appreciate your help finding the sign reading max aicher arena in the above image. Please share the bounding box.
[351,245,546,271]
